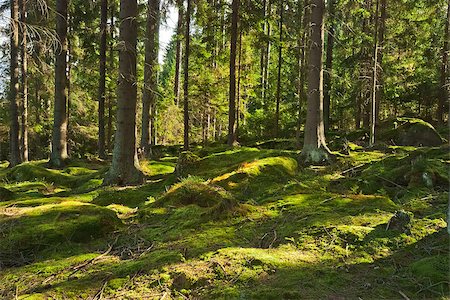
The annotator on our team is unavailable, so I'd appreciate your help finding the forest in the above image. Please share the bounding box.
[0,0,449,298]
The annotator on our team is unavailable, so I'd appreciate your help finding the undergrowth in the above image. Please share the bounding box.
[0,144,448,299]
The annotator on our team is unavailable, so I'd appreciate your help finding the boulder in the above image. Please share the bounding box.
[379,118,444,147]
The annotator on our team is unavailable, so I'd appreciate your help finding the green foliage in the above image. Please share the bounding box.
[0,144,447,298]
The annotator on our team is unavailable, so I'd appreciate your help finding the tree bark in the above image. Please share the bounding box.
[107,0,115,152]
[183,0,191,150]
[174,0,183,106]
[296,0,309,148]
[228,0,239,146]
[19,0,28,162]
[301,0,331,164]
[9,0,21,167]
[50,0,69,168]
[323,0,335,133]
[375,0,386,126]
[236,31,243,139]
[141,0,160,151]
[260,0,267,101]
[98,0,108,159]
[104,0,143,185]
[263,0,272,109]
[369,0,380,146]
[438,0,449,124]
[275,0,284,138]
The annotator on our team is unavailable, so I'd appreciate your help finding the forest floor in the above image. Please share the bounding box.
[0,140,448,299]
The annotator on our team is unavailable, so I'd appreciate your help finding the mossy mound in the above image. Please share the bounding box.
[175,151,200,178]
[156,177,237,213]
[378,118,444,147]
[334,147,449,196]
[0,187,14,202]
[6,163,72,186]
[0,203,121,267]
[93,188,148,208]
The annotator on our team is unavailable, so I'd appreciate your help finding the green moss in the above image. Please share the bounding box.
[0,144,448,299]
[410,255,449,282]
[0,186,14,202]
[153,177,238,216]
[0,202,121,266]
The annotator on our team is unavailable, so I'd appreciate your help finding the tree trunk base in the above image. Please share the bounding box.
[300,146,334,166]
[48,157,69,169]
[103,166,144,186]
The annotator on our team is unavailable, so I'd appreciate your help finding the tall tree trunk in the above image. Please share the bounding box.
[263,0,272,109]
[236,31,243,139]
[141,0,160,151]
[107,0,115,152]
[228,0,239,146]
[301,0,331,164]
[104,0,143,185]
[174,0,183,106]
[296,0,309,148]
[50,0,69,168]
[183,0,191,150]
[370,0,380,146]
[323,0,335,133]
[98,0,108,159]
[375,0,386,125]
[67,14,72,156]
[19,0,28,162]
[438,0,450,124]
[275,0,283,137]
[260,0,267,101]
[9,0,21,167]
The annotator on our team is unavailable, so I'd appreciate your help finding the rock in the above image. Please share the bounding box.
[379,118,444,147]
[0,187,14,202]
[386,210,413,234]
[175,151,200,178]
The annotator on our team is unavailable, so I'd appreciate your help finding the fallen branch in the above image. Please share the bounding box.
[399,290,410,300]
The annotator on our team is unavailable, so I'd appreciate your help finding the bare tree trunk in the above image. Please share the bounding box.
[19,0,28,162]
[296,0,309,148]
[141,0,160,151]
[438,0,449,124]
[323,0,335,133]
[260,0,267,101]
[174,0,183,106]
[107,1,115,152]
[104,0,143,185]
[183,0,191,150]
[67,15,72,157]
[236,31,243,139]
[375,0,386,125]
[370,0,380,146]
[9,0,21,167]
[275,0,283,137]
[263,0,272,109]
[50,0,69,168]
[98,0,108,159]
[228,0,239,146]
[301,0,331,164]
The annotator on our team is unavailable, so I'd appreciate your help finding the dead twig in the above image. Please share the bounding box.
[398,290,410,300]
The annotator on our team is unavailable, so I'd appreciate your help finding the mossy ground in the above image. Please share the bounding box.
[0,144,448,299]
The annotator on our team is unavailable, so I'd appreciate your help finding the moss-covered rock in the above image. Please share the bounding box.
[378,118,444,147]
[0,187,14,202]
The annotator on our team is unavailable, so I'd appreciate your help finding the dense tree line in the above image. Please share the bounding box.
[1,0,448,183]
